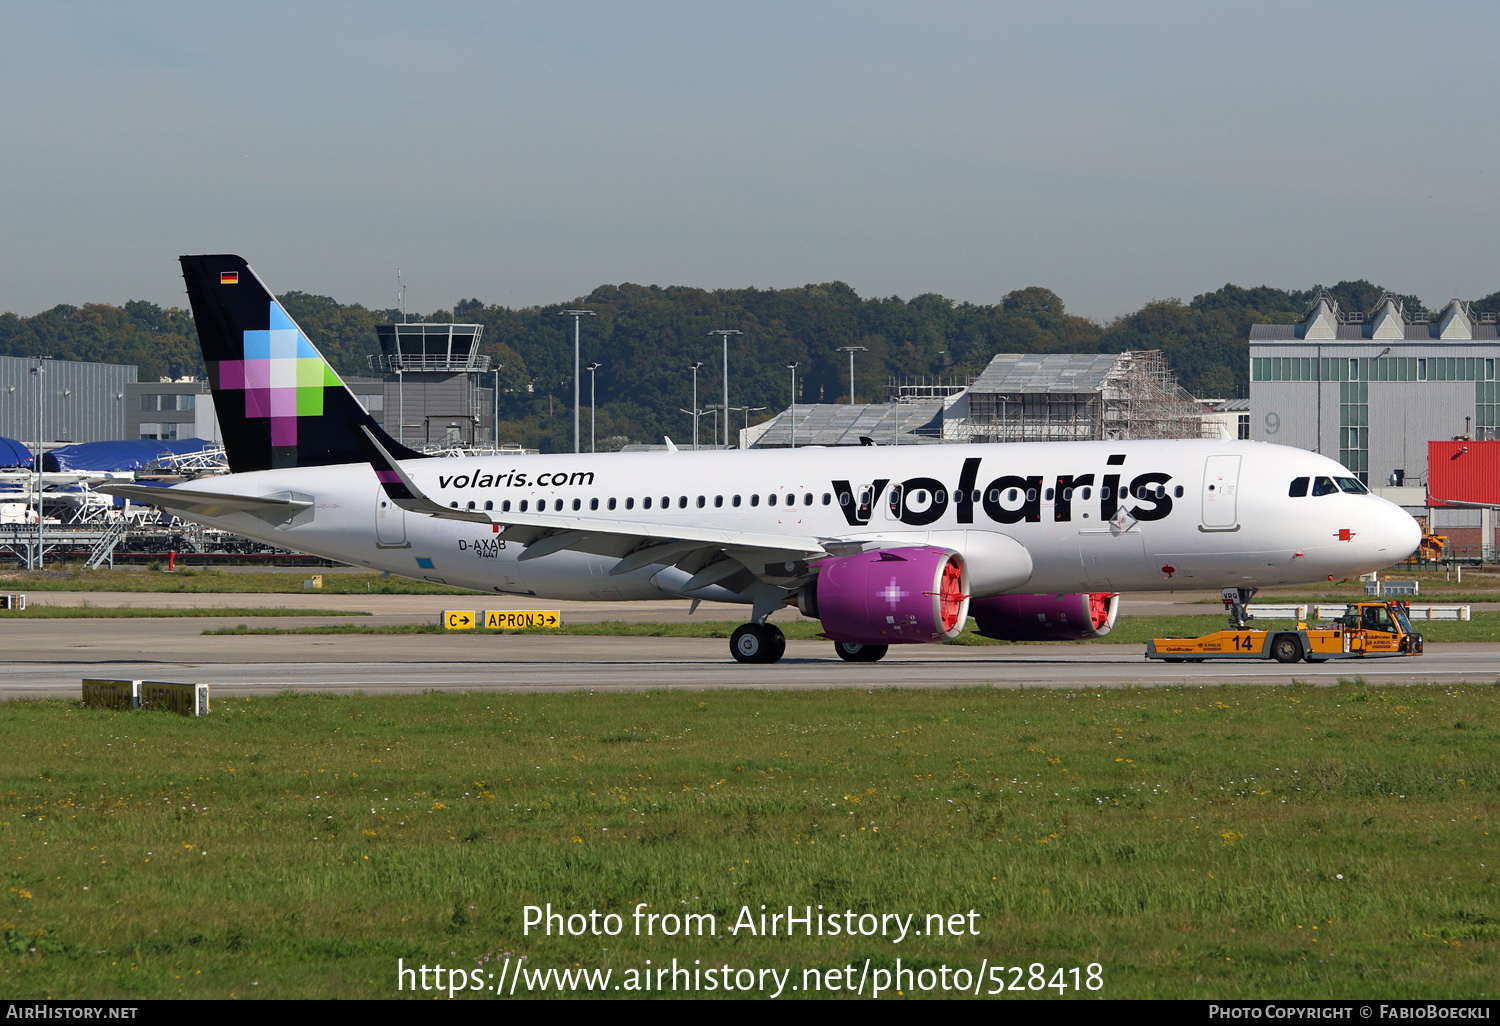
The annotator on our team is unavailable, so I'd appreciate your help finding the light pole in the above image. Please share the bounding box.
[838,345,867,404]
[689,361,704,449]
[586,362,602,454]
[725,404,766,448]
[786,361,800,449]
[709,330,741,448]
[30,358,46,569]
[395,368,404,448]
[562,309,596,453]
[679,406,706,448]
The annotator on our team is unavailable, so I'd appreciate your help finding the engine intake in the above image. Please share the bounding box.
[799,545,969,645]
[970,592,1119,641]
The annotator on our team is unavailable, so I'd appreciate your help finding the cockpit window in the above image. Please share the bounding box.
[1336,477,1368,494]
[1289,477,1309,497]
[1312,476,1339,496]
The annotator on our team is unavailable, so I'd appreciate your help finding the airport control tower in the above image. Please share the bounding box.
[368,322,495,449]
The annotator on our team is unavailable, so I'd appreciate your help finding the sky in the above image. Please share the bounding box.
[3,1,1498,321]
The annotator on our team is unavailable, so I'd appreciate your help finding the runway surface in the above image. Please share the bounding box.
[1,591,1495,696]
[19,589,1500,618]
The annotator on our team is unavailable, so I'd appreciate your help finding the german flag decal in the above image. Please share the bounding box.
[220,271,239,285]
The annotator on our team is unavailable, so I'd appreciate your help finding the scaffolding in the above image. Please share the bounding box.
[965,351,1212,443]
[886,375,971,404]
[747,402,946,448]
[146,444,229,477]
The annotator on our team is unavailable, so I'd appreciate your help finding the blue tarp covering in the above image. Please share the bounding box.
[42,439,216,473]
[0,437,33,469]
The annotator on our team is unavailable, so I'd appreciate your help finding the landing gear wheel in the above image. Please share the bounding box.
[731,623,785,664]
[1271,634,1303,664]
[833,640,889,663]
[765,625,786,663]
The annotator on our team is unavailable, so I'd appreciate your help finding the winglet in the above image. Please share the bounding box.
[664,436,679,453]
[357,425,490,524]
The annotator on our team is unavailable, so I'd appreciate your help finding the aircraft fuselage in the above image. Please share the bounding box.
[165,438,1420,603]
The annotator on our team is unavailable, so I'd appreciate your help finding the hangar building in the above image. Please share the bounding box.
[1249,294,1499,487]
[0,356,137,444]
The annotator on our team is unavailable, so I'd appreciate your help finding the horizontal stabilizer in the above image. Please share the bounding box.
[96,483,311,518]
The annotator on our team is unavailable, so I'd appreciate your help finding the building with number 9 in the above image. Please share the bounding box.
[1250,294,1500,558]
[1249,293,1500,488]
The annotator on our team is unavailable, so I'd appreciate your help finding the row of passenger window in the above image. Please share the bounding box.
[456,492,836,513]
[1288,475,1369,497]
[971,484,1186,504]
[449,481,1189,514]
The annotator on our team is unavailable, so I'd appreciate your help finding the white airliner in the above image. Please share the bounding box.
[101,256,1422,664]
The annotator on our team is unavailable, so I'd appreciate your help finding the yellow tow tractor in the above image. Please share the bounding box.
[1416,516,1447,563]
[1145,587,1425,665]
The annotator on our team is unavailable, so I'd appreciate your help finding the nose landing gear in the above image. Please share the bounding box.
[730,622,787,664]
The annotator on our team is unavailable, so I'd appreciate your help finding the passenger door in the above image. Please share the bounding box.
[1201,455,1242,531]
[375,488,408,548]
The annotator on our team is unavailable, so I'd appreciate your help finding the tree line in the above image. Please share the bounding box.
[2,279,1492,452]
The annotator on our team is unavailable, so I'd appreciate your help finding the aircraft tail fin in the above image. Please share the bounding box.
[179,254,427,473]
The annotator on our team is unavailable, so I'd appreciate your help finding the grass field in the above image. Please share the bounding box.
[1255,567,1500,602]
[200,612,1500,646]
[1,685,1495,999]
[0,606,371,619]
[4,564,1499,602]
[0,567,474,596]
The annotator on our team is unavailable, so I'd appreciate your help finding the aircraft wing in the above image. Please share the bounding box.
[96,482,313,519]
[358,427,831,590]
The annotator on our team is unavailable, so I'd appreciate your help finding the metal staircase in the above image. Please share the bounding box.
[84,518,131,569]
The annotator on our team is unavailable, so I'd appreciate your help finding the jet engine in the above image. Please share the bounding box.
[970,592,1119,641]
[798,546,970,645]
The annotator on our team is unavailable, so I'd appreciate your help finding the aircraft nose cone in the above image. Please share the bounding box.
[1381,503,1422,561]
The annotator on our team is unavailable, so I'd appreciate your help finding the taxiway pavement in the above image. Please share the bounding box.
[0,603,1494,697]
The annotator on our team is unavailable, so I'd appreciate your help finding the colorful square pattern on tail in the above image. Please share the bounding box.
[210,302,341,447]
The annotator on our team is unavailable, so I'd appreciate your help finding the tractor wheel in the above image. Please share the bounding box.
[1271,634,1304,664]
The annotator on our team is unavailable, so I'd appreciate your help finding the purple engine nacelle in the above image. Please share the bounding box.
[799,545,970,645]
[970,592,1120,641]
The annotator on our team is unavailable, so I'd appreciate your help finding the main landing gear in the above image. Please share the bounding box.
[730,623,786,664]
[833,640,888,663]
[728,624,892,664]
